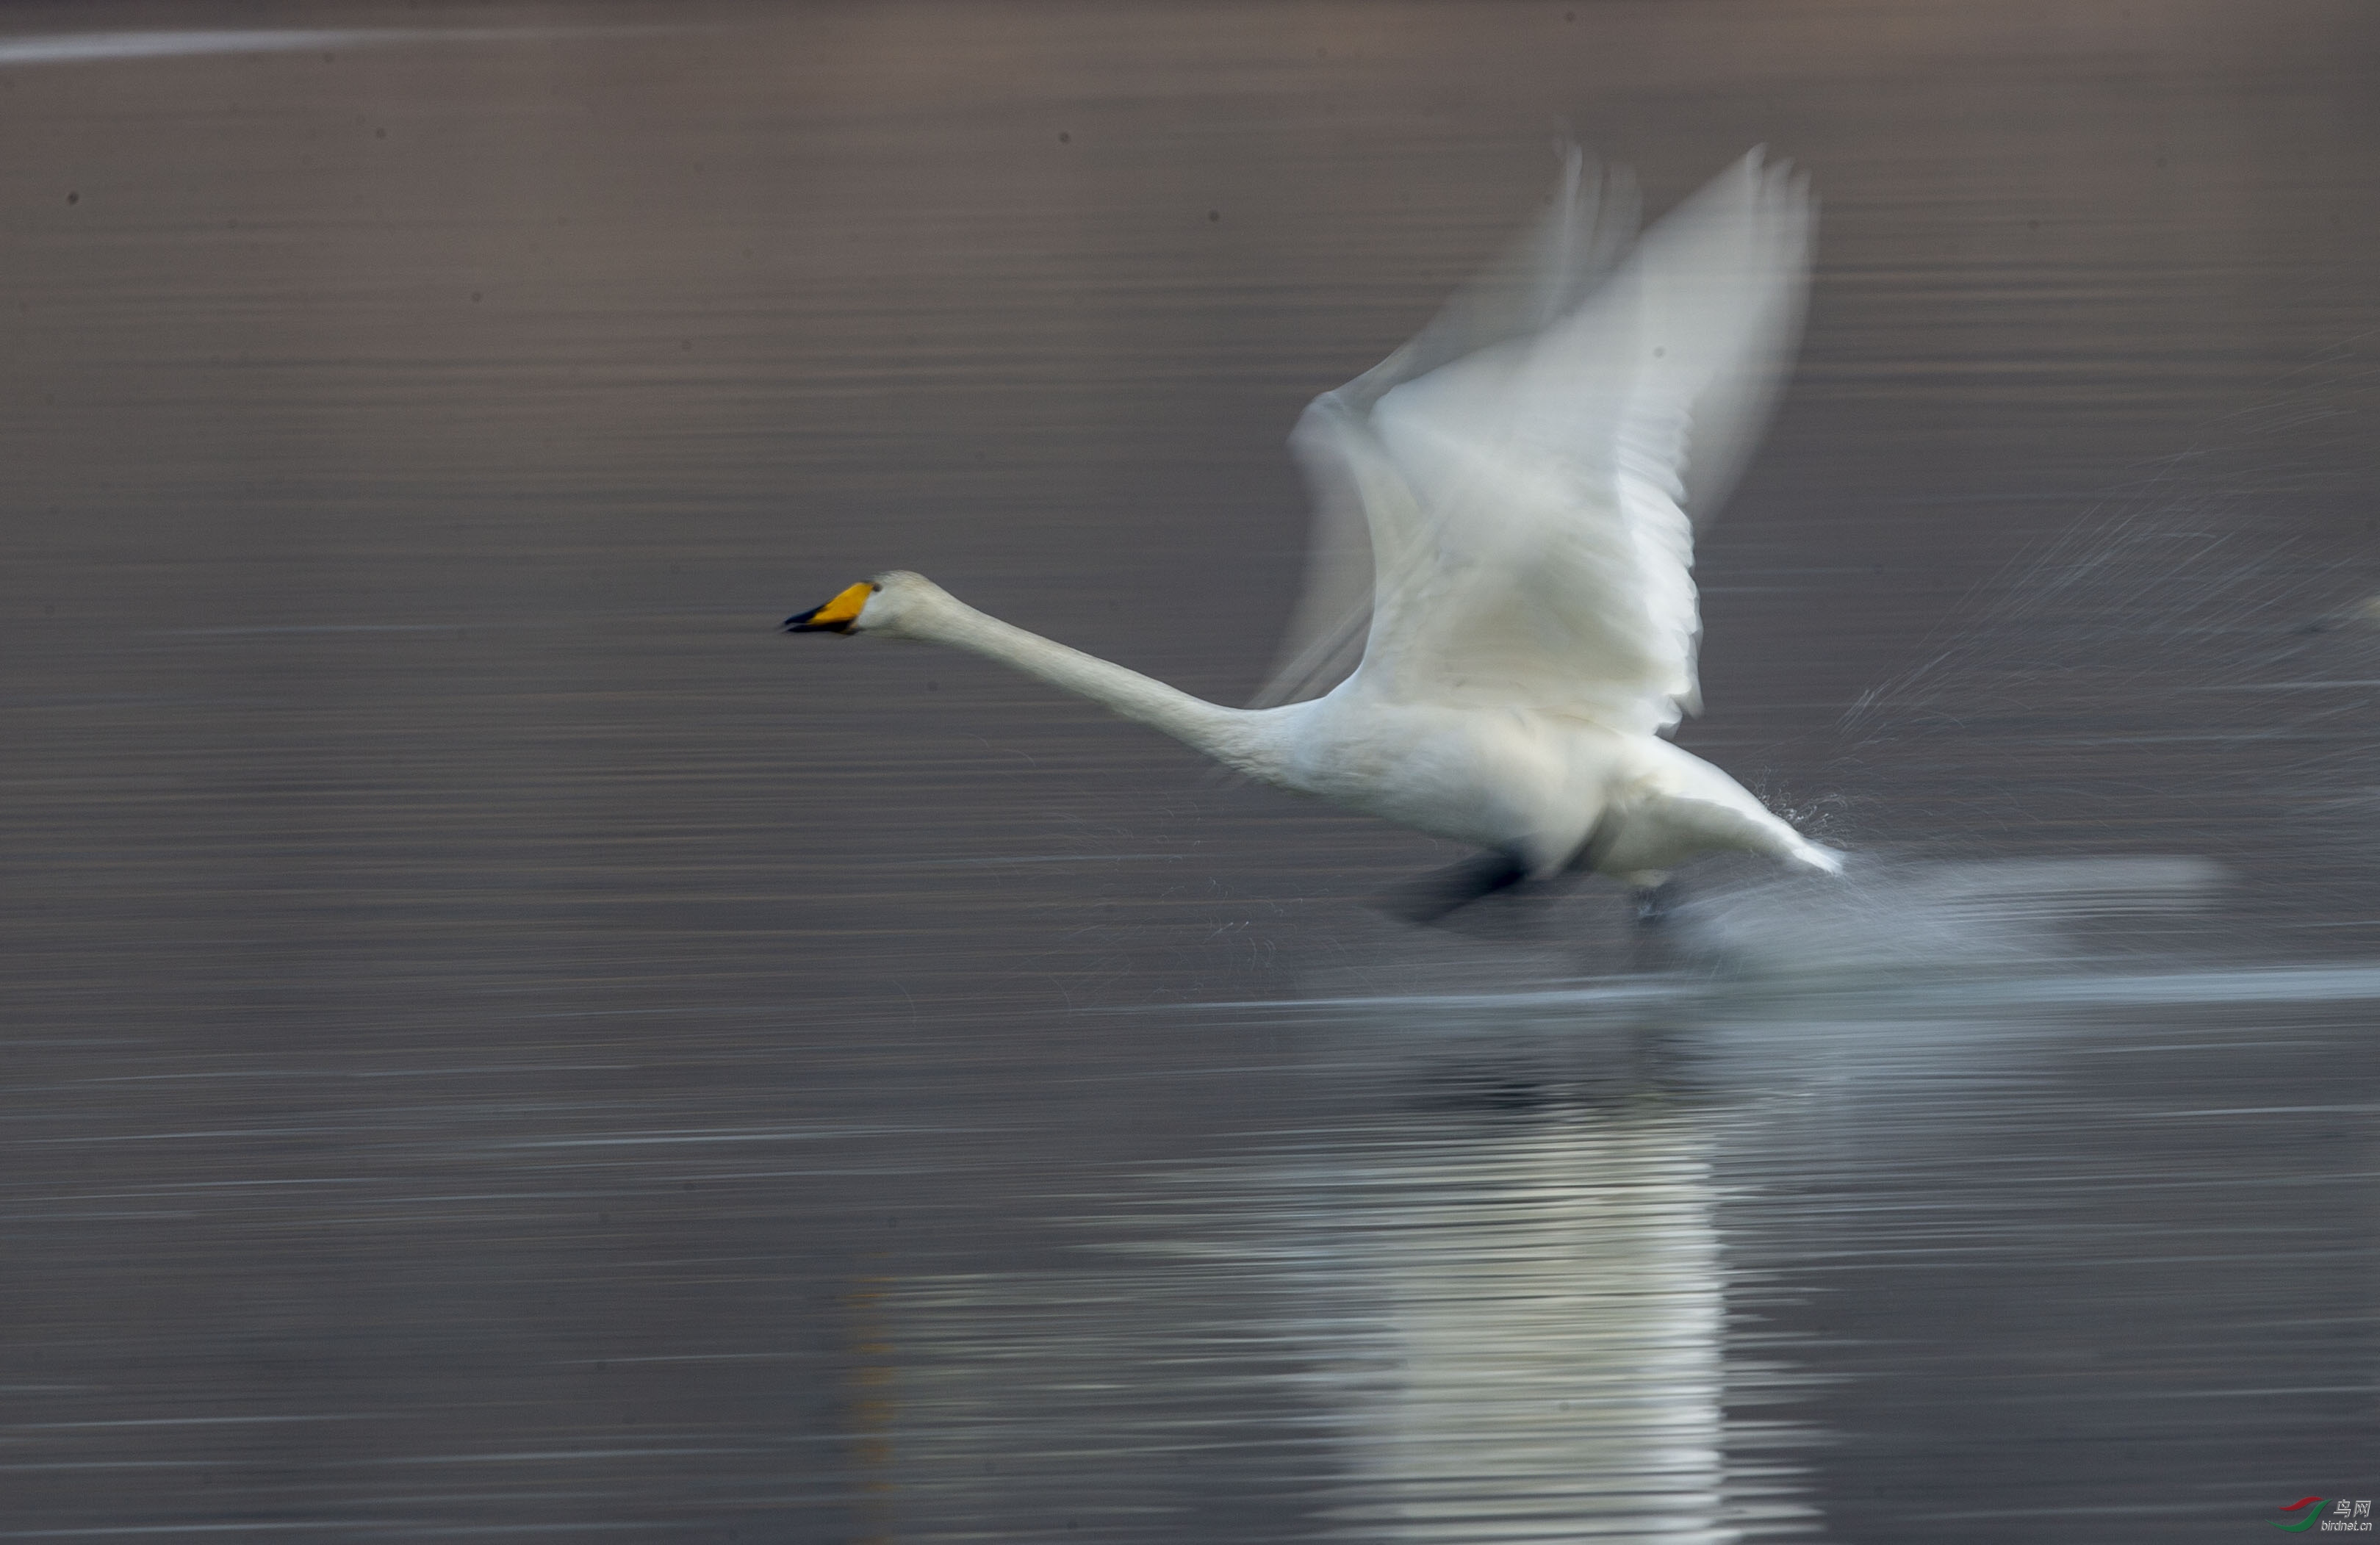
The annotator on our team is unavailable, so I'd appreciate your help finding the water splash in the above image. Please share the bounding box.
[1675,855,2226,989]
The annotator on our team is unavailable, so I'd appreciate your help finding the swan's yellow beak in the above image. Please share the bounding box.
[784,581,874,635]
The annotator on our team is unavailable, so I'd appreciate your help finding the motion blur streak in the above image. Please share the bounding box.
[0,28,623,68]
[0,1,2374,1541]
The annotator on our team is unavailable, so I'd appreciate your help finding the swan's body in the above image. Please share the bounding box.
[789,150,1842,904]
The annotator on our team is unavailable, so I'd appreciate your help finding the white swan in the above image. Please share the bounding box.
[788,150,1842,914]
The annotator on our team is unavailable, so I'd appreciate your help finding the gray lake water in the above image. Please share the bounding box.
[2,4,2376,1541]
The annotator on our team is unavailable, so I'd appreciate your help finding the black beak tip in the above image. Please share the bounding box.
[785,606,855,635]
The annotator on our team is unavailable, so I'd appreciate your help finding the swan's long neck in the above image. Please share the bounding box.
[907,594,1297,782]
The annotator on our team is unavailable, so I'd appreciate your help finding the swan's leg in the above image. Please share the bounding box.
[1625,870,1675,927]
[1383,849,1531,924]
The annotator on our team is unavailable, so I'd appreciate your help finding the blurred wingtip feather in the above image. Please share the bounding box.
[1253,149,1816,730]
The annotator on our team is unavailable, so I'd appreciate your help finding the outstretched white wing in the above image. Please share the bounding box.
[1256,148,1639,708]
[1255,150,1814,736]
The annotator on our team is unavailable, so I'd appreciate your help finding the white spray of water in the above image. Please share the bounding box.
[1675,854,2226,987]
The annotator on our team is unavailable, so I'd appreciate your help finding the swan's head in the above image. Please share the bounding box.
[782,570,945,638]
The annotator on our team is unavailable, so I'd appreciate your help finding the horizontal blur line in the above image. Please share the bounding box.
[2136,1104,2380,1118]
[2188,680,2380,691]
[500,1126,1002,1149]
[1913,1505,2237,1521]
[1152,980,1686,1012]
[888,854,1190,867]
[0,1461,222,1472]
[13,1413,379,1429]
[80,1065,636,1084]
[2158,1383,2380,1397]
[0,1527,407,1540]
[379,1449,758,1465]
[0,1526,694,1540]
[0,26,639,68]
[1796,1250,2375,1272]
[151,624,472,636]
[0,29,366,65]
[559,1353,805,1364]
[16,1128,347,1145]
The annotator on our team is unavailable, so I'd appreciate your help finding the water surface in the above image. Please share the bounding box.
[1,3,2376,1540]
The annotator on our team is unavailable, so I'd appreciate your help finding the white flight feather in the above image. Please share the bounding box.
[1260,148,1815,735]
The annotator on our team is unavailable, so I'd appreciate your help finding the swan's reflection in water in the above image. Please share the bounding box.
[855,859,2268,1541]
[871,1042,1813,1543]
[1298,1111,1741,1542]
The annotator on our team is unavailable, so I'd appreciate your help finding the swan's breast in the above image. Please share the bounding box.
[1281,698,1619,863]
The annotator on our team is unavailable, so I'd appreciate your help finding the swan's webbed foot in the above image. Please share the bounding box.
[1632,880,1676,927]
[1381,849,1531,925]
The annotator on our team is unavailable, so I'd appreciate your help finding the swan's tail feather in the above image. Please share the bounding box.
[1791,841,1847,876]
[1624,790,1847,877]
